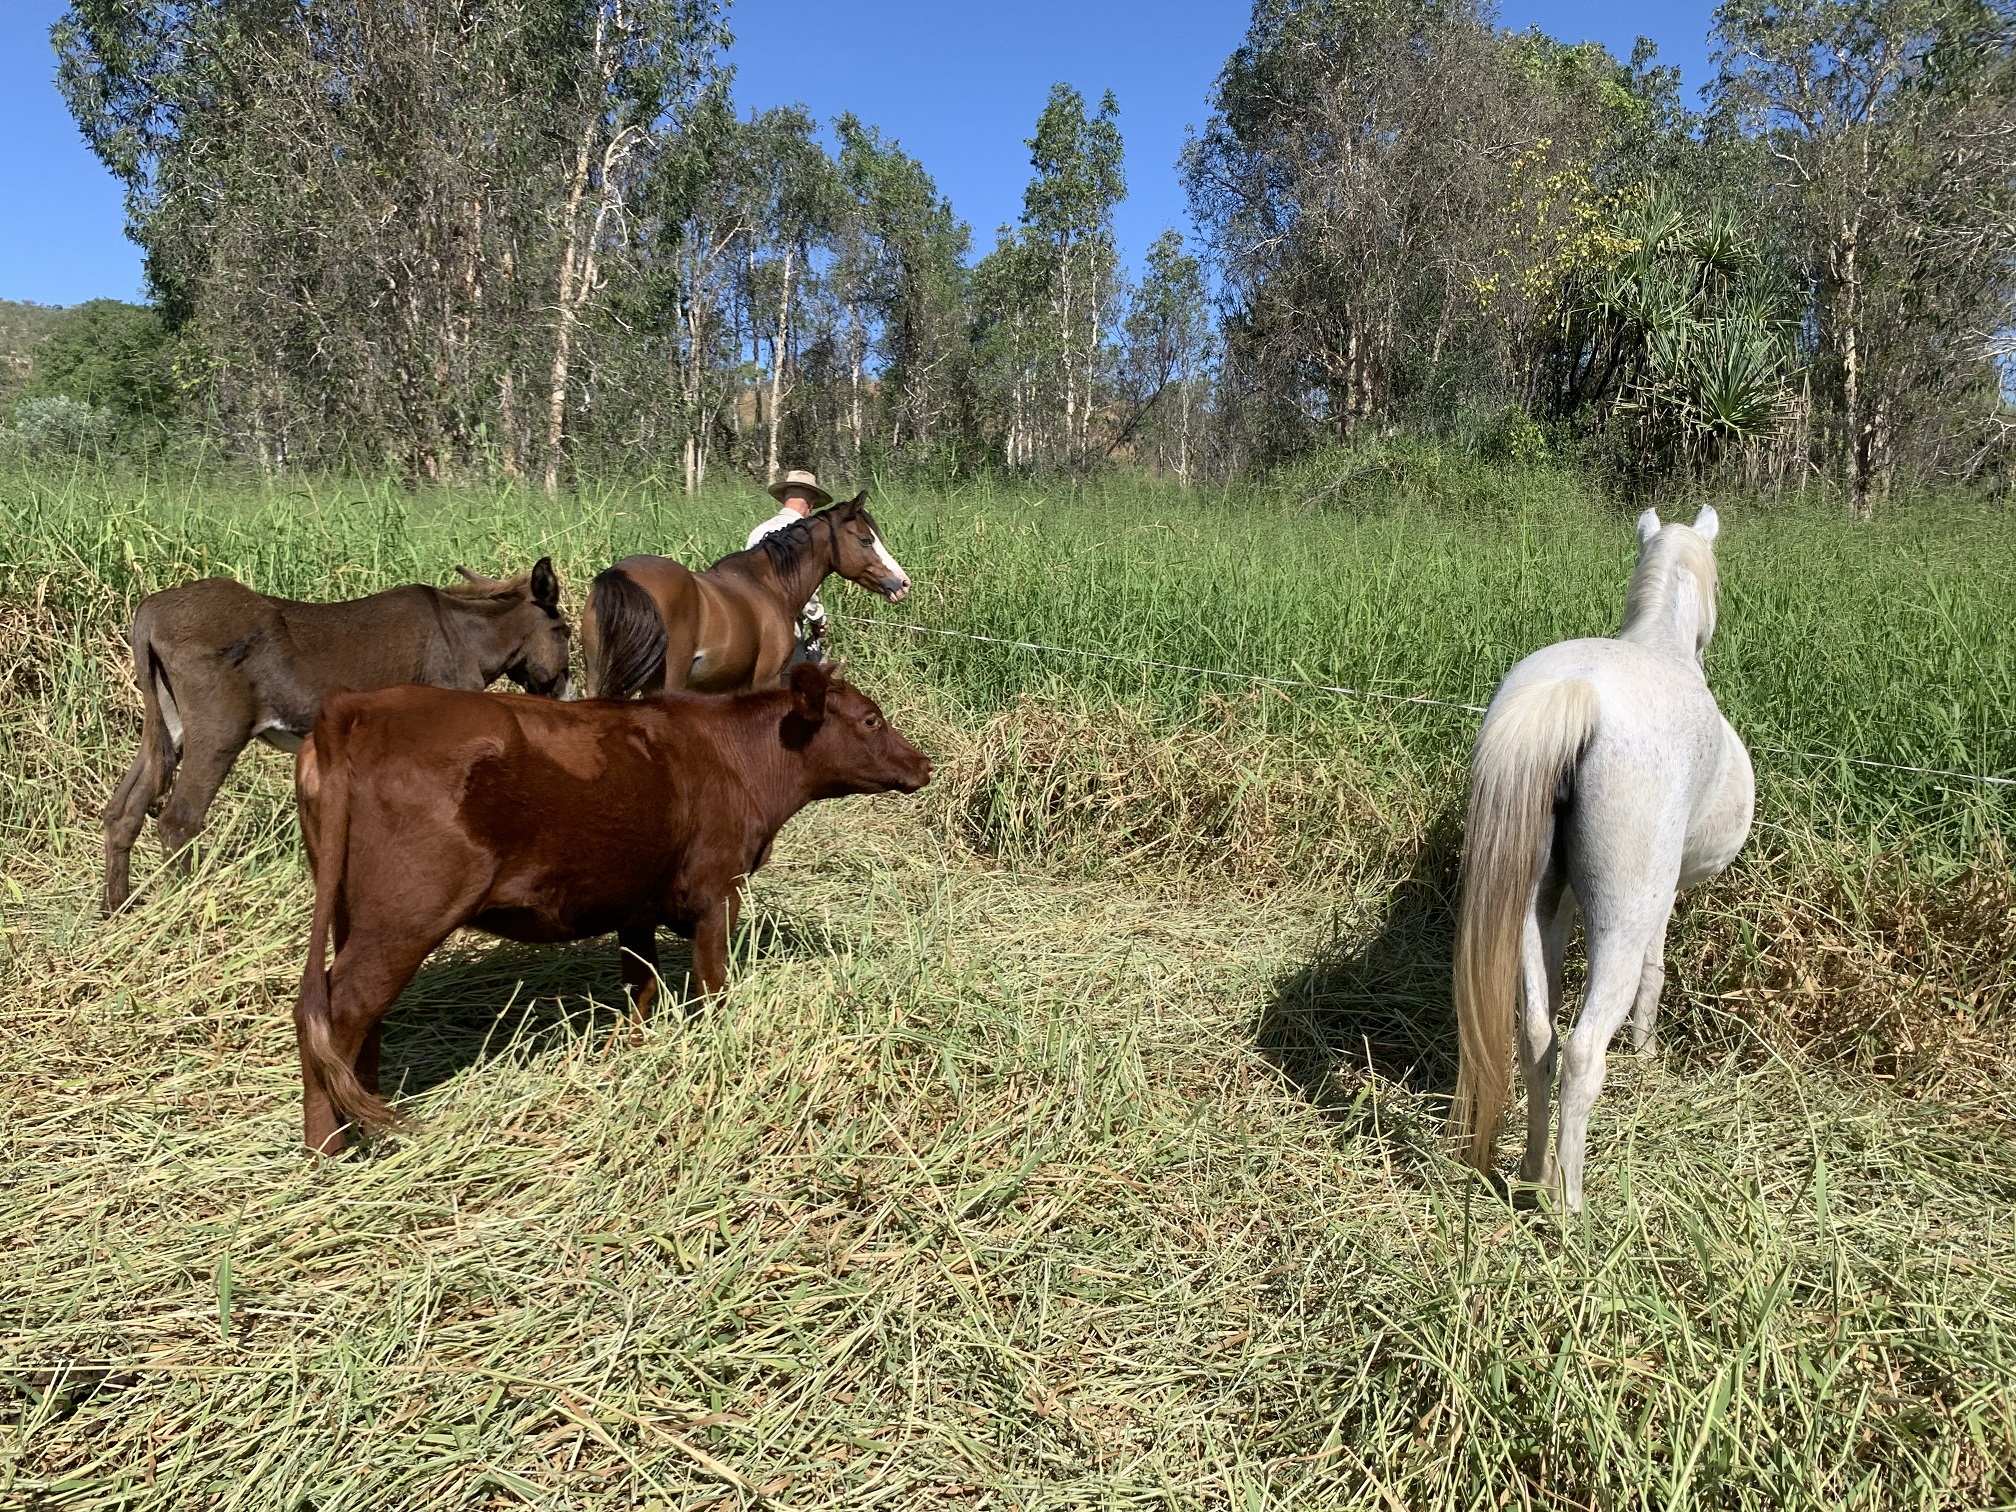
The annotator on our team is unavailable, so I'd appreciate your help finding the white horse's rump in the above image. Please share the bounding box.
[1449,506,1753,1211]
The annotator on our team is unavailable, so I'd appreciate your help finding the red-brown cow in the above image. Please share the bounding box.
[290,663,930,1154]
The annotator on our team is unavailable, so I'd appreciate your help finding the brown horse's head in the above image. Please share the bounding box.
[781,662,931,797]
[821,492,912,603]
[452,557,573,697]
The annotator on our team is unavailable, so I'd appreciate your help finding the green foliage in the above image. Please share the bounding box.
[1547,190,1802,487]
[0,299,68,410]
[9,395,117,455]
[16,299,173,427]
[970,85,1130,472]
[1709,0,2016,511]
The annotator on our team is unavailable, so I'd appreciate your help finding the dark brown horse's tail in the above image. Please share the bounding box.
[295,699,400,1144]
[101,612,179,828]
[585,565,668,698]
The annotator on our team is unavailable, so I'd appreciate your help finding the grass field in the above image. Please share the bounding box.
[3,460,2014,1508]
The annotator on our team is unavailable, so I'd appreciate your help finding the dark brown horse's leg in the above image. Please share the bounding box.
[156,720,254,877]
[618,922,660,1022]
[102,740,179,914]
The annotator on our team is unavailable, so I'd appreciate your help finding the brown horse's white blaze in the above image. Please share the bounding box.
[864,524,911,601]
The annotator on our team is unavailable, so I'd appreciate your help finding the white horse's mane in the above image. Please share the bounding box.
[1619,527,1718,654]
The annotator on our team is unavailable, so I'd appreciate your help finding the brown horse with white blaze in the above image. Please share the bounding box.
[582,491,909,698]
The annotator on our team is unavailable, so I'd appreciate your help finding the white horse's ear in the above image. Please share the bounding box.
[1636,509,1661,546]
[1692,504,1720,543]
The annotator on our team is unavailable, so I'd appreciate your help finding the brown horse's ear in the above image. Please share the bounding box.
[530,557,561,607]
[788,661,829,725]
[454,565,503,591]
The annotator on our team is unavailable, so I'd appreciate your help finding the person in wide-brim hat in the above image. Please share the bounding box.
[749,468,838,664]
[767,468,833,509]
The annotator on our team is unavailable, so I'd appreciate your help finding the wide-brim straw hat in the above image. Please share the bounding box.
[768,468,833,508]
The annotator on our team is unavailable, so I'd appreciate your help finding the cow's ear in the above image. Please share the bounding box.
[789,662,829,725]
[530,557,561,607]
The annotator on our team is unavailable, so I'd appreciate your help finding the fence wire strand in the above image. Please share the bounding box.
[839,614,2016,791]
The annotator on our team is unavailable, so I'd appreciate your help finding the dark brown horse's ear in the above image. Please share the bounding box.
[530,557,561,607]
[788,661,829,724]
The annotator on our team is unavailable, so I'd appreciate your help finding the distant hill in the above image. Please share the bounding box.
[1,299,70,406]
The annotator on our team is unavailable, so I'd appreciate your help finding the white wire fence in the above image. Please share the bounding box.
[838,613,2016,792]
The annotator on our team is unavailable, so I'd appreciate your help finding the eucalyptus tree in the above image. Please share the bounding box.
[1186,0,1693,463]
[637,82,742,493]
[54,0,726,482]
[1711,0,2015,514]
[539,0,726,492]
[835,115,973,462]
[970,227,1050,468]
[1022,84,1125,464]
[729,106,844,483]
[1115,231,1214,481]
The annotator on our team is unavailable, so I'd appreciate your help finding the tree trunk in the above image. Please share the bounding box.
[848,301,864,470]
[764,243,796,483]
[499,369,519,481]
[1837,219,1873,521]
[544,118,598,496]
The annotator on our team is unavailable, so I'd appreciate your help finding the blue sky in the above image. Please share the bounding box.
[1,0,1717,307]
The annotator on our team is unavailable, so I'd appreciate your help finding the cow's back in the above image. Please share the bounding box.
[314,688,758,943]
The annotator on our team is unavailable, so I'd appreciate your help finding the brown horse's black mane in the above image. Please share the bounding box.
[741,501,877,580]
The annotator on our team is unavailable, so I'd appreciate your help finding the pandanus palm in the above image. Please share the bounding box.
[1574,191,1797,472]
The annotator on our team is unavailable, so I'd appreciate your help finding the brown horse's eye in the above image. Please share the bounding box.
[866,714,881,729]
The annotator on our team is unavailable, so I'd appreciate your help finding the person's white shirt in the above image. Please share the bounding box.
[746,505,827,648]
[747,508,802,549]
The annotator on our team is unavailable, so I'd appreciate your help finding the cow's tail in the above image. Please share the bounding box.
[584,565,667,698]
[1448,677,1599,1171]
[295,700,401,1140]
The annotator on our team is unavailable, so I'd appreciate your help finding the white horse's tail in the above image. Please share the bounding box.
[1450,676,1600,1171]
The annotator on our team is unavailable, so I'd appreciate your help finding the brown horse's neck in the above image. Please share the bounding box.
[727,517,839,616]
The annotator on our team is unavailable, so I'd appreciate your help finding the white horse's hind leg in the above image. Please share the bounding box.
[1628,910,1672,1054]
[1556,906,1668,1212]
[1516,886,1574,1187]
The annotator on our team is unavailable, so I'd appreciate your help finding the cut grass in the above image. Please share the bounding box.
[3,463,2014,1507]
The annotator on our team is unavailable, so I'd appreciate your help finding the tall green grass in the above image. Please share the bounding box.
[3,461,2014,1508]
[8,461,2012,844]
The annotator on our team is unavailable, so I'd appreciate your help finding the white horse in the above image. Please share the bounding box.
[1447,505,1753,1211]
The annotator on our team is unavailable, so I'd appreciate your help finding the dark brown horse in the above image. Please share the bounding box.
[290,663,931,1153]
[582,491,910,698]
[102,560,571,913]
